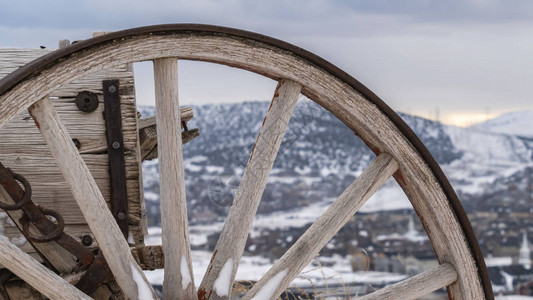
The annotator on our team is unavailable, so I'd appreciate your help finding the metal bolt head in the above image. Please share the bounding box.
[108,85,117,93]
[117,212,126,220]
[112,141,121,149]
[75,91,99,113]
[81,235,93,246]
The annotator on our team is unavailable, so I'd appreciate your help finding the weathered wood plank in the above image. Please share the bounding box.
[28,98,157,300]
[139,107,198,161]
[199,80,301,300]
[0,186,78,273]
[138,106,193,130]
[154,58,197,299]
[358,263,458,300]
[131,245,165,270]
[0,48,146,247]
[243,153,399,300]
[0,235,91,300]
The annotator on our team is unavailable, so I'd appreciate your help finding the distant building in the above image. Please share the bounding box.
[519,231,531,270]
[487,231,533,295]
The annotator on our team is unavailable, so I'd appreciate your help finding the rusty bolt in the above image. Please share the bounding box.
[108,85,117,93]
[81,235,93,246]
[112,141,121,149]
[117,212,126,220]
[75,91,99,113]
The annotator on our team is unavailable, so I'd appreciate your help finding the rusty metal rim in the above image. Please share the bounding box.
[0,24,493,298]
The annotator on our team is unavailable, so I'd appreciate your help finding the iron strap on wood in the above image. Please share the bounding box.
[103,80,129,238]
[0,162,94,268]
[0,162,114,296]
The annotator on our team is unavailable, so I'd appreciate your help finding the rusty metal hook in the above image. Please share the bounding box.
[21,207,65,243]
[0,168,32,211]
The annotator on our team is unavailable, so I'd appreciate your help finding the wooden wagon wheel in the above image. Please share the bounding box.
[0,24,493,299]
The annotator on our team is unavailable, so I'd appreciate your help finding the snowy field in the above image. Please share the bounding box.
[143,228,407,291]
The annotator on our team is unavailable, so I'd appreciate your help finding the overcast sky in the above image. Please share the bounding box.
[1,0,532,126]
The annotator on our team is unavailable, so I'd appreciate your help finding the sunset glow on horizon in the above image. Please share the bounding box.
[408,111,495,128]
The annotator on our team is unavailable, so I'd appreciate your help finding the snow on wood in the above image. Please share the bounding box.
[249,269,287,300]
[213,259,233,297]
[131,262,156,300]
[199,79,301,299]
[181,256,192,289]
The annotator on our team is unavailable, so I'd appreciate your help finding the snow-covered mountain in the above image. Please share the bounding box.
[139,102,533,294]
[139,102,533,225]
[470,111,533,138]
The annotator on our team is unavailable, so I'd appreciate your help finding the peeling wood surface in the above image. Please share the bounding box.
[138,106,193,130]
[0,235,90,300]
[0,48,146,253]
[132,245,165,270]
[139,107,198,161]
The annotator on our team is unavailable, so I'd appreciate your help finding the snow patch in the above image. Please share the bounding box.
[181,256,192,289]
[213,259,233,296]
[127,231,135,244]
[130,263,153,299]
[251,269,288,300]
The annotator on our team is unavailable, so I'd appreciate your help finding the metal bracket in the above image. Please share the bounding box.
[0,162,95,268]
[103,80,129,238]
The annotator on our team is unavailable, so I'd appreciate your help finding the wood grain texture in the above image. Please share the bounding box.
[0,48,146,248]
[131,245,165,270]
[199,80,301,300]
[154,58,197,299]
[358,263,458,300]
[243,153,398,300]
[138,107,193,130]
[28,98,157,300]
[0,186,78,274]
[0,235,91,300]
[139,107,198,161]
[141,128,199,161]
[0,33,485,298]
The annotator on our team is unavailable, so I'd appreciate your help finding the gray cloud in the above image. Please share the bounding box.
[1,0,532,125]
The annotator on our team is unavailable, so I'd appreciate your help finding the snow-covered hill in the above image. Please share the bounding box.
[470,111,533,138]
[139,102,533,224]
[139,102,533,295]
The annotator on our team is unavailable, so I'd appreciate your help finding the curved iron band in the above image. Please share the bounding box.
[0,24,493,299]
[0,169,32,211]
[21,207,65,243]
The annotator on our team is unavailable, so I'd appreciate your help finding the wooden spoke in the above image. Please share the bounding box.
[199,80,302,299]
[358,263,458,300]
[0,235,91,300]
[28,98,158,300]
[153,58,197,299]
[243,153,399,300]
